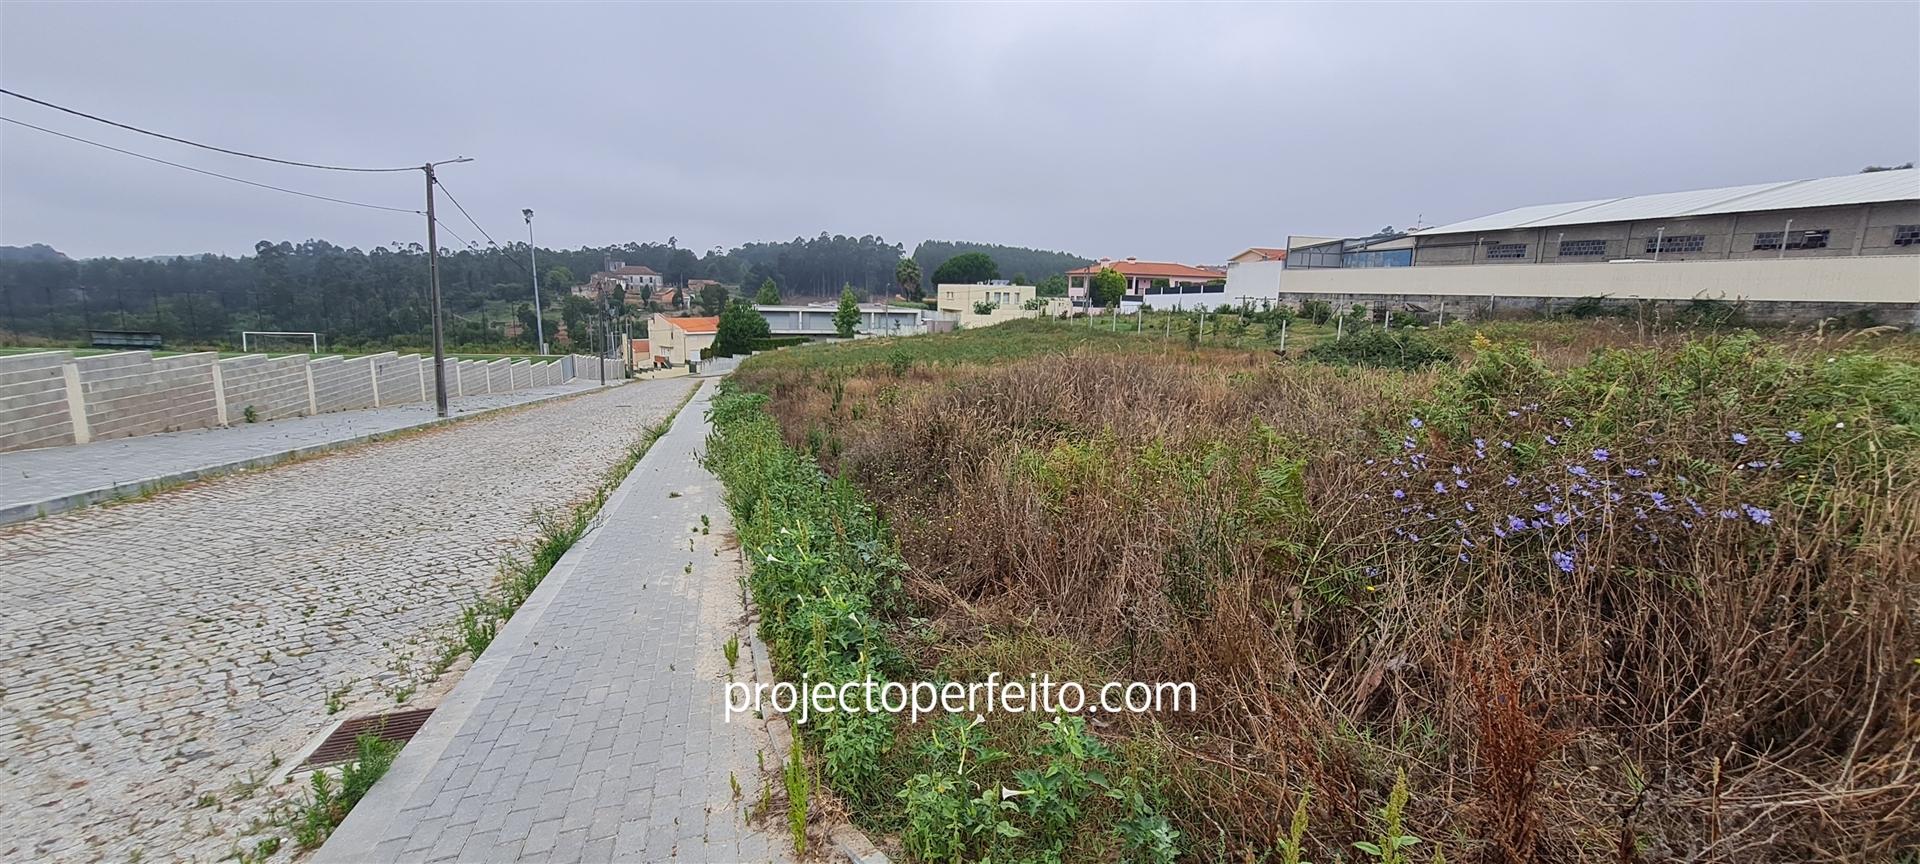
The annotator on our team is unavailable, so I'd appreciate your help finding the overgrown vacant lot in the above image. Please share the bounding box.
[716,319,1917,863]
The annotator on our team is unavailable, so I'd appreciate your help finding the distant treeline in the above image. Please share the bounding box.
[0,234,1092,349]
[909,240,1090,293]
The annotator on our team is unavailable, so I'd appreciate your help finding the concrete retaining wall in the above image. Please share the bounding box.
[312,356,377,413]
[219,354,312,422]
[459,360,489,395]
[373,353,424,406]
[0,350,575,453]
[77,352,221,442]
[0,351,78,451]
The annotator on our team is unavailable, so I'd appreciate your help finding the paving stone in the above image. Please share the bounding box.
[0,379,691,862]
[314,380,792,862]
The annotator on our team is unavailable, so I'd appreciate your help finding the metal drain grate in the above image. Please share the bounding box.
[298,707,435,769]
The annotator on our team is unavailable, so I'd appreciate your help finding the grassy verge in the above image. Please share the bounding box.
[704,385,1183,863]
[721,319,1918,862]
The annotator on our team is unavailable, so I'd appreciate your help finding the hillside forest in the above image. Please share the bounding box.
[0,235,1093,352]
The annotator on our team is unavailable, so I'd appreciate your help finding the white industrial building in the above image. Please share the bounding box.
[1277,169,1920,323]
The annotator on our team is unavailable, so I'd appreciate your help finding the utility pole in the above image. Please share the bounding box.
[523,209,546,354]
[424,163,448,418]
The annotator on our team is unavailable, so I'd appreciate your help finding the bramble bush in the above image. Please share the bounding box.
[725,321,1918,862]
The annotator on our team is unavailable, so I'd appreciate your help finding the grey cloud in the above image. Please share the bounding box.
[3,1,1914,261]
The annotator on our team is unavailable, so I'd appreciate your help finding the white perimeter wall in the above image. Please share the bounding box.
[1278,255,1920,305]
[0,351,580,453]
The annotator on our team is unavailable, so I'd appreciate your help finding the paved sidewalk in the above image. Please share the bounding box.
[0,379,616,525]
[318,378,788,863]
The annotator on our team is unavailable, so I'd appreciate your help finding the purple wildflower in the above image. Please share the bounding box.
[1507,515,1527,532]
[1546,434,1559,446]
[1392,489,1406,500]
[1568,465,1588,477]
[1402,437,1416,450]
[1785,430,1804,444]
[1731,432,1749,445]
[1410,417,1424,429]
[1534,502,1553,513]
[1456,479,1469,489]
[1465,501,1477,513]
[1433,481,1449,494]
[1552,511,1573,526]
[1625,467,1646,478]
[1452,464,1464,475]
[1718,509,1739,520]
[1742,504,1774,526]
[1591,448,1610,461]
[1552,550,1576,573]
[1473,438,1486,449]
[1458,552,1471,563]
[1504,474,1520,487]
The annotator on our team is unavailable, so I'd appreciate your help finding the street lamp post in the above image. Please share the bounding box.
[523,208,546,355]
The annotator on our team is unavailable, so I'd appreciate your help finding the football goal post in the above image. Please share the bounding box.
[240,331,321,353]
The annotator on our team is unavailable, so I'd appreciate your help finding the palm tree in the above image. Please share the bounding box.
[894,258,924,302]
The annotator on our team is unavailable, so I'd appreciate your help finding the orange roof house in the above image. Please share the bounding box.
[649,313,720,367]
[1064,256,1226,307]
[661,316,720,334]
[1229,247,1288,264]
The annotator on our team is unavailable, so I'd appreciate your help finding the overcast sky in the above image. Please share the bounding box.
[2,2,1916,263]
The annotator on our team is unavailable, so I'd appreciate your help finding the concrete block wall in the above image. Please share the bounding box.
[459,360,490,395]
[219,354,311,422]
[77,352,221,442]
[312,355,378,413]
[568,354,619,382]
[0,349,572,453]
[0,351,77,451]
[372,353,424,407]
[438,358,460,397]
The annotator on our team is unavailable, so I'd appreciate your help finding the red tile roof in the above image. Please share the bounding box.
[1064,259,1223,280]
[1239,247,1288,261]
[662,316,720,334]
[613,265,659,277]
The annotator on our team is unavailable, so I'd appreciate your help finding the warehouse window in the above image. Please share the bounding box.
[1893,225,1920,246]
[1753,229,1831,251]
[1646,234,1705,254]
[1485,243,1528,259]
[1557,239,1607,257]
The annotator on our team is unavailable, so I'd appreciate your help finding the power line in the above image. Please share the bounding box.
[431,174,499,247]
[1,87,421,173]
[432,174,532,277]
[1,116,423,214]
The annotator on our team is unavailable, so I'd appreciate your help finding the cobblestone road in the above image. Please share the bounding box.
[0,378,695,863]
[317,379,790,863]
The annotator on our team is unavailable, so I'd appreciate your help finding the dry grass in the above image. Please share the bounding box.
[735,322,1919,862]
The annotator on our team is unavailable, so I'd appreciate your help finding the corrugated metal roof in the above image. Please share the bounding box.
[1419,169,1919,235]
